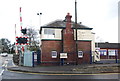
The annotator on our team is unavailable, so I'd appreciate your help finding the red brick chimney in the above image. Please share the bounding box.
[65,13,72,22]
[65,13,72,30]
[63,13,75,54]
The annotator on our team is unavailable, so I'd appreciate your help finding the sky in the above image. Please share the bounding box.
[0,0,119,44]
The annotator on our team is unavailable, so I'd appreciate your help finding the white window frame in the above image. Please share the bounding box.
[51,51,57,58]
[108,49,116,56]
[44,29,55,35]
[99,49,107,56]
[78,51,83,58]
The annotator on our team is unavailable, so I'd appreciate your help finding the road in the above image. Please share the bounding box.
[0,55,2,81]
[2,70,120,79]
[0,54,120,81]
[0,54,13,80]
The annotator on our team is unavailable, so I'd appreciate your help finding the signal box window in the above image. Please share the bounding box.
[78,51,83,58]
[51,51,57,58]
[44,29,55,35]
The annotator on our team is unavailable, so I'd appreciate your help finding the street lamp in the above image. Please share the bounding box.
[37,13,42,33]
[37,12,42,45]
[37,13,42,15]
[37,13,42,64]
[37,13,42,27]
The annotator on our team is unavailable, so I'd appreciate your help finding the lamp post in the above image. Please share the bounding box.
[37,13,42,28]
[37,13,42,64]
[37,13,42,46]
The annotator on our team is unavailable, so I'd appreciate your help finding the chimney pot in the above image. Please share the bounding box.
[65,13,72,22]
[67,13,70,15]
[105,42,109,43]
[80,22,82,24]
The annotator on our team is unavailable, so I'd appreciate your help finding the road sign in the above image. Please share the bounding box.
[60,53,67,58]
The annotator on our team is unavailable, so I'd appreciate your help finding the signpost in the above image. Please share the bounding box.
[60,53,67,58]
[60,53,67,65]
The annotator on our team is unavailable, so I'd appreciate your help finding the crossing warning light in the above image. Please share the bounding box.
[16,37,29,45]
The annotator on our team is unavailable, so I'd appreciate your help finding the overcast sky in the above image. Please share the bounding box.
[0,0,119,44]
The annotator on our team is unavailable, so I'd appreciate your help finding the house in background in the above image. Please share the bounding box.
[39,13,96,65]
[95,42,120,63]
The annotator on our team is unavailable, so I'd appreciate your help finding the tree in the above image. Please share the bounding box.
[27,27,40,51]
[0,38,11,53]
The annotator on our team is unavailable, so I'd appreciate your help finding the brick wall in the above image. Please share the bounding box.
[41,40,62,65]
[77,41,91,64]
[41,40,92,65]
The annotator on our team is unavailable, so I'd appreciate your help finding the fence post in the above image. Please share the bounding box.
[61,58,64,66]
[90,50,92,64]
[37,50,41,64]
[115,54,118,63]
[32,52,34,67]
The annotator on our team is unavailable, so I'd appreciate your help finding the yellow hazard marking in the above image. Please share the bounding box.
[7,70,120,76]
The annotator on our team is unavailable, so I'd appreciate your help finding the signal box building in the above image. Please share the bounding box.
[40,13,95,65]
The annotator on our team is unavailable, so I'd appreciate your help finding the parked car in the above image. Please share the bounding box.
[0,53,8,57]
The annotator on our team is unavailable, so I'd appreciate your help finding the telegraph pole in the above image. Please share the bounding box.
[75,0,78,65]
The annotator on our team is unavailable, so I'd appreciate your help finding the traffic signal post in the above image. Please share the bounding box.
[21,28,27,35]
[15,28,29,66]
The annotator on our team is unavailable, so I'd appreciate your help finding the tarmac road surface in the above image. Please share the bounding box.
[2,69,120,79]
[0,54,13,81]
[1,54,120,80]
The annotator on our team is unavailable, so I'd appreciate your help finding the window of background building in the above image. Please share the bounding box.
[99,49,107,55]
[108,49,116,56]
[51,51,57,58]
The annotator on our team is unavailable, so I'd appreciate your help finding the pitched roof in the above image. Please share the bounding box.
[41,20,93,30]
[95,42,120,49]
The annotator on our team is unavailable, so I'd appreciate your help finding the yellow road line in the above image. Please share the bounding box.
[7,70,120,75]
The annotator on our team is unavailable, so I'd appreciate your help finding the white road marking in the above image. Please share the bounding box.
[0,55,13,78]
[0,59,9,76]
[0,69,4,76]
[2,60,8,68]
[12,60,16,67]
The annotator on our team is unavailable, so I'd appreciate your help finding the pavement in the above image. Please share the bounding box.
[7,63,120,74]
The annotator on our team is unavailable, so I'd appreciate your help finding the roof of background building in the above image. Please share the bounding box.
[95,42,120,49]
[41,20,93,30]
